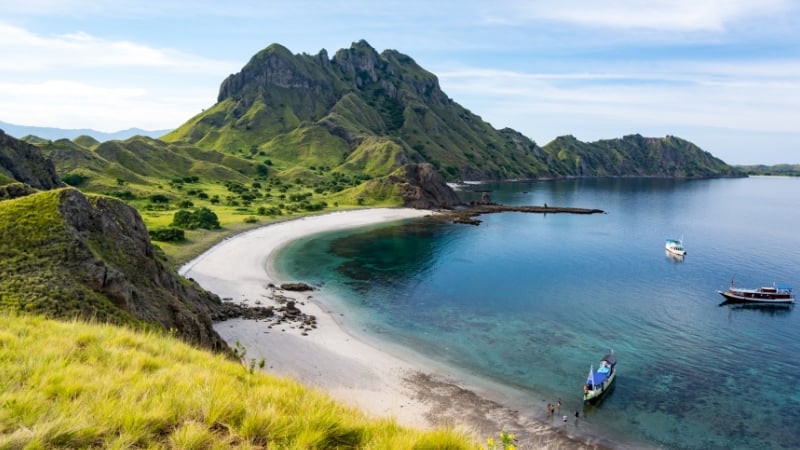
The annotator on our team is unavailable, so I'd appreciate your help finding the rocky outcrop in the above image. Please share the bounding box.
[394,163,462,209]
[0,182,37,201]
[218,43,324,102]
[55,188,229,351]
[0,129,63,190]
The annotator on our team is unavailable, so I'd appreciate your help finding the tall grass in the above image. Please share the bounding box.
[0,313,475,449]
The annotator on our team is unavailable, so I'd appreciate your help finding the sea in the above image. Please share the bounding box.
[274,176,800,450]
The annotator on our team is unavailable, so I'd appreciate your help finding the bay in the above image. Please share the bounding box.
[275,177,800,449]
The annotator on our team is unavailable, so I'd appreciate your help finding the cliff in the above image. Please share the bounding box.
[0,188,229,351]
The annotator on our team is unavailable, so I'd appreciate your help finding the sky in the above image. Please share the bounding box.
[1,1,799,165]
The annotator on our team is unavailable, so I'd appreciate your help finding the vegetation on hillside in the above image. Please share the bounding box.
[0,313,474,449]
[163,40,743,183]
[0,189,144,326]
[31,134,401,266]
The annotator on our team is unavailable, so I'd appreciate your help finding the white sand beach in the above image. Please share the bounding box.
[179,208,606,449]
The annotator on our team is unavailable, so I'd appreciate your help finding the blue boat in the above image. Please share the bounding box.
[583,351,617,403]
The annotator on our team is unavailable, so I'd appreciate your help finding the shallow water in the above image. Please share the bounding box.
[276,177,800,449]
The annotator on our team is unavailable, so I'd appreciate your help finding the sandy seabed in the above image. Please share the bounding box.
[180,208,613,449]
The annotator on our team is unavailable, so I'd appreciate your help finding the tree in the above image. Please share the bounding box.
[194,207,221,229]
[170,207,221,230]
[148,227,185,242]
[149,194,170,204]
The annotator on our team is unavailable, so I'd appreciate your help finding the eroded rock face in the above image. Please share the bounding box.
[395,163,461,209]
[0,130,63,190]
[57,189,229,351]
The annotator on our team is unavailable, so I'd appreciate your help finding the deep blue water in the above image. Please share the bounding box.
[276,177,800,450]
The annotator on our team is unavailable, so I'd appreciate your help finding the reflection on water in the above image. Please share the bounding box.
[719,300,795,317]
[665,250,685,263]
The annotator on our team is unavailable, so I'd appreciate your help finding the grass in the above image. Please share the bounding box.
[0,313,475,449]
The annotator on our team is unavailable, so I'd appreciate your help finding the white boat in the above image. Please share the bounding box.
[583,351,616,403]
[665,238,686,256]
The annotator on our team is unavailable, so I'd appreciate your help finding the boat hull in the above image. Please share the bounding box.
[583,353,617,404]
[665,246,685,256]
[665,239,685,256]
[718,290,794,304]
[583,372,615,403]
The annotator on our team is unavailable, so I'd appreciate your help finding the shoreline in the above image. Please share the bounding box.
[179,208,613,449]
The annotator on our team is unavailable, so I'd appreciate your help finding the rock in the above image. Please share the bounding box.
[280,282,314,291]
[0,130,63,191]
[394,163,462,209]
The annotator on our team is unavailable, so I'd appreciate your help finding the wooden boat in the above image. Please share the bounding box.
[583,351,616,403]
[718,281,794,304]
[665,238,686,256]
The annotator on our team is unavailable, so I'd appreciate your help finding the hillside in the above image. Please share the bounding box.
[543,134,743,178]
[0,187,229,351]
[164,40,744,182]
[736,163,800,176]
[0,129,63,190]
[0,314,474,448]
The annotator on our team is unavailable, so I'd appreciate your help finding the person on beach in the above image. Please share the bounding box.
[547,403,555,415]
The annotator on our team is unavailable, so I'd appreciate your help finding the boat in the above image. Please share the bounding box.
[665,238,686,256]
[718,280,794,304]
[583,351,616,403]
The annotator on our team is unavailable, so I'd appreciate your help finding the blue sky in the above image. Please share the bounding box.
[1,0,798,164]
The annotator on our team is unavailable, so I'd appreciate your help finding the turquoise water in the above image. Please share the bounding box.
[276,177,800,449]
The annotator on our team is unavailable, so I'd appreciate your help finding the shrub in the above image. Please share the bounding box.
[149,194,170,204]
[106,191,136,201]
[171,207,221,230]
[62,173,88,186]
[148,227,185,242]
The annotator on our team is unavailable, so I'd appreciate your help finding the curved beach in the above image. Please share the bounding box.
[179,208,609,449]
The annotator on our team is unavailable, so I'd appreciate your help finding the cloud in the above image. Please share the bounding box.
[490,0,793,32]
[0,22,235,130]
[0,79,209,131]
[435,57,800,142]
[0,23,233,72]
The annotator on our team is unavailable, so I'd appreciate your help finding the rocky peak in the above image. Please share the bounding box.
[332,40,383,87]
[0,129,63,190]
[218,43,316,102]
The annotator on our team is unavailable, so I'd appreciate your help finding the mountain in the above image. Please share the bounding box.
[164,40,743,182]
[0,120,171,142]
[163,41,561,181]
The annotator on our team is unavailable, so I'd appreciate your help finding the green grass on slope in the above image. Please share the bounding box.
[0,190,143,325]
[0,314,475,449]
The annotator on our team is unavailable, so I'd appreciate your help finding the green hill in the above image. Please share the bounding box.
[164,40,744,182]
[542,134,744,178]
[0,187,229,350]
[736,163,800,176]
